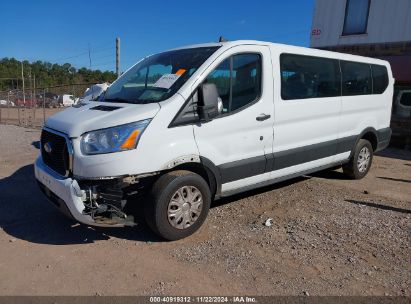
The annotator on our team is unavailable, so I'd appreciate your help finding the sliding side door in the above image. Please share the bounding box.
[271,50,342,178]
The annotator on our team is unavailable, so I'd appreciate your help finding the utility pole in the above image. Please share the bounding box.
[21,61,25,106]
[33,74,36,102]
[7,90,11,122]
[43,88,46,125]
[33,74,36,124]
[88,43,92,68]
[20,61,25,125]
[88,44,94,98]
[116,37,121,78]
[28,68,32,126]
[29,68,33,106]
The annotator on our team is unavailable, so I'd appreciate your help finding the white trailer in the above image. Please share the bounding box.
[58,94,75,107]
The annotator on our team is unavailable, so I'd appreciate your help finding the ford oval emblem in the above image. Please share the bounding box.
[44,142,53,154]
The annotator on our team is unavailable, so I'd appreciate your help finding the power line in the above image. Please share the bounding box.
[59,50,115,67]
[90,52,115,61]
[52,46,115,63]
[52,51,89,63]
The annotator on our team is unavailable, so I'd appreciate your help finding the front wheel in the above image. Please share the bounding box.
[144,170,211,241]
[343,139,373,179]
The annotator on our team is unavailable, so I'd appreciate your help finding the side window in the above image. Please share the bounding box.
[371,64,389,94]
[280,54,340,100]
[204,53,262,114]
[341,61,372,96]
[231,54,261,111]
[205,59,230,113]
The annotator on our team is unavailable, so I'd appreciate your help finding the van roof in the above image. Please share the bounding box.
[172,40,390,67]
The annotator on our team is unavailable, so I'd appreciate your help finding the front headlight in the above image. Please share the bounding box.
[80,119,151,155]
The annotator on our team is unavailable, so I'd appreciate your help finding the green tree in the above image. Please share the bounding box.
[0,58,117,91]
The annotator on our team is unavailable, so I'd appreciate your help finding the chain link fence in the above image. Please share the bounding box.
[0,83,98,128]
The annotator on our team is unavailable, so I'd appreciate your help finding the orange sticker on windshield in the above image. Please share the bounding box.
[175,69,186,76]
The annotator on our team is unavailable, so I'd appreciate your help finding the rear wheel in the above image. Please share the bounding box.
[343,139,373,179]
[144,170,211,241]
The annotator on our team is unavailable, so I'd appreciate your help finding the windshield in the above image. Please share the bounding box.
[102,46,220,104]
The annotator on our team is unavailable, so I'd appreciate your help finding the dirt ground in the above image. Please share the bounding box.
[0,107,62,128]
[0,124,410,296]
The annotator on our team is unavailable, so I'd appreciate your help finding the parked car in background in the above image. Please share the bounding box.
[36,92,59,108]
[394,90,411,119]
[15,99,37,107]
[0,100,14,106]
[58,94,75,107]
[78,83,110,103]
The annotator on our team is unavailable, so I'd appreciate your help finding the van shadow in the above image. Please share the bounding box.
[306,168,350,180]
[1,165,340,245]
[376,148,411,161]
[0,165,160,245]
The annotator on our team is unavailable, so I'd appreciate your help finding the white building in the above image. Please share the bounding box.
[310,0,411,87]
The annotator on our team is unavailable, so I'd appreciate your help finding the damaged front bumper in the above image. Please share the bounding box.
[34,156,136,227]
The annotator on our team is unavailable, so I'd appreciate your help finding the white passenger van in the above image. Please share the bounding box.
[34,40,393,240]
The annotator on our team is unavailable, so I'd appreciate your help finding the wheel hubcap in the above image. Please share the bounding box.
[167,186,203,229]
[357,146,371,173]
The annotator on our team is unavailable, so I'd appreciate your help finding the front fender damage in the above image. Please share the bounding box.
[77,172,159,226]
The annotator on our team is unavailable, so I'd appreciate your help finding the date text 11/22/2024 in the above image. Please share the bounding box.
[149,296,257,303]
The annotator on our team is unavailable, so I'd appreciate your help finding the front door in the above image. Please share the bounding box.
[193,45,274,193]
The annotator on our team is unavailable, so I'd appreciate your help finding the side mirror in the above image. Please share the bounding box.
[197,83,220,122]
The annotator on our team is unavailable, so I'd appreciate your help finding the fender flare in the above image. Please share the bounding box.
[348,127,378,159]
[199,156,222,198]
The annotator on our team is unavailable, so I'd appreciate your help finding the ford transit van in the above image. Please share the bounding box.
[35,40,393,240]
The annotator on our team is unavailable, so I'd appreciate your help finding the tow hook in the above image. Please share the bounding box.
[71,180,86,199]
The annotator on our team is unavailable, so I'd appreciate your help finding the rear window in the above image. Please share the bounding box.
[341,61,372,96]
[400,92,411,106]
[372,64,389,94]
[279,54,390,99]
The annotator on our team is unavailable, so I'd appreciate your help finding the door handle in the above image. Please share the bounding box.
[256,114,271,121]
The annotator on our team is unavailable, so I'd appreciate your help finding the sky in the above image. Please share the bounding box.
[0,0,314,72]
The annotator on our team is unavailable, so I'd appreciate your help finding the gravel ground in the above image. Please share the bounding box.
[0,124,410,296]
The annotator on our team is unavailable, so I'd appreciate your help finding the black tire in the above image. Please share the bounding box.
[144,170,211,241]
[343,139,373,179]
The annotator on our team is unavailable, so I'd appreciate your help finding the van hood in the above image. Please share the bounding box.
[45,102,161,137]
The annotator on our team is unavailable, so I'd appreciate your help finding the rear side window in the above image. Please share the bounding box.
[372,64,389,94]
[280,54,340,100]
[341,61,372,96]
